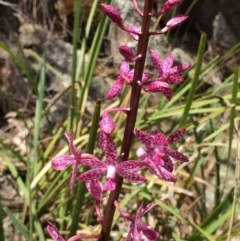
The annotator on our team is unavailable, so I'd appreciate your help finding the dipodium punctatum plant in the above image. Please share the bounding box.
[47,0,191,240]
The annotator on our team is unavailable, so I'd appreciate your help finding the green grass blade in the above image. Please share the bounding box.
[70,99,101,236]
[0,41,37,93]
[77,0,113,130]
[61,0,82,228]
[178,32,207,127]
[228,67,239,160]
[4,207,31,241]
[31,203,45,241]
[204,206,238,235]
[0,197,4,241]
[75,0,99,130]
[1,150,28,196]
[158,202,216,241]
[37,171,65,212]
[32,61,46,178]
[68,0,82,131]
[188,188,234,240]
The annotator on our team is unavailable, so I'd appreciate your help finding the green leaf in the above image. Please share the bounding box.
[4,207,31,241]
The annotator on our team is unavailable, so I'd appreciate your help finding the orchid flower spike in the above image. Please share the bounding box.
[51,131,82,188]
[114,201,160,241]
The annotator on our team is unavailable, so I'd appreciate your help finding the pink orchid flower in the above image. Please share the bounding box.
[51,131,82,188]
[46,221,101,241]
[140,50,191,100]
[78,132,146,190]
[106,61,134,100]
[134,128,189,182]
[114,201,160,241]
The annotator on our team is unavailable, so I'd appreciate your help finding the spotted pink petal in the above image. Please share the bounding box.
[128,24,140,40]
[65,131,81,157]
[168,75,183,83]
[70,162,78,189]
[104,178,116,190]
[142,80,172,100]
[95,200,103,222]
[135,204,159,241]
[162,54,174,74]
[153,152,164,166]
[78,168,107,181]
[51,155,76,170]
[120,61,130,74]
[142,228,160,241]
[105,76,124,99]
[162,0,183,13]
[146,161,176,182]
[117,168,147,184]
[162,155,174,172]
[154,132,168,145]
[99,132,117,165]
[86,179,103,201]
[100,114,115,134]
[165,15,188,29]
[125,70,135,84]
[134,129,153,146]
[100,3,122,24]
[99,131,108,151]
[46,221,65,241]
[150,50,163,75]
[117,160,146,172]
[165,148,189,162]
[142,72,153,83]
[157,166,177,182]
[168,62,191,75]
[136,147,147,161]
[80,158,107,168]
[142,202,157,216]
[167,128,186,144]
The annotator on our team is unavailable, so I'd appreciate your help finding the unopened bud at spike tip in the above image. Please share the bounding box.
[100,3,123,24]
[162,0,183,13]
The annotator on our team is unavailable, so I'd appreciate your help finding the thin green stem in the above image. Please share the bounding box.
[99,1,154,240]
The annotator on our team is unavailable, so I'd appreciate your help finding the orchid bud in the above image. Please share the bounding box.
[100,114,115,134]
[128,24,140,40]
[161,15,188,33]
[162,0,183,13]
[100,3,122,24]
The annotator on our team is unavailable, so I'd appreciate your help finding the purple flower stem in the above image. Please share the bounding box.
[99,1,154,240]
